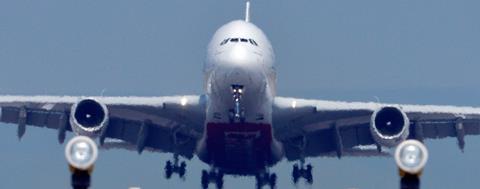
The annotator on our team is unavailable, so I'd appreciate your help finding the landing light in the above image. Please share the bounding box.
[291,100,297,109]
[65,136,98,170]
[394,140,428,175]
[180,97,188,106]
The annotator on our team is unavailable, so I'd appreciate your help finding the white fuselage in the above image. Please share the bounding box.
[197,20,282,173]
[204,20,276,124]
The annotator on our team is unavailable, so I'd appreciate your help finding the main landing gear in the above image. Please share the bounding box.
[255,171,277,189]
[229,84,245,123]
[292,162,313,184]
[201,169,224,189]
[164,155,187,179]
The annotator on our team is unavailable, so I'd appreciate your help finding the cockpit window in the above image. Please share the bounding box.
[249,39,258,46]
[220,38,259,46]
[220,38,229,45]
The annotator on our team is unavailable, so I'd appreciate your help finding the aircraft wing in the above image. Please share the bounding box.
[273,97,480,161]
[0,95,206,159]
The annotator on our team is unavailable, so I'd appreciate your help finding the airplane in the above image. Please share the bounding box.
[1,1,480,189]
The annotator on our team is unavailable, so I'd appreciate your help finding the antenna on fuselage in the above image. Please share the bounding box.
[245,1,251,22]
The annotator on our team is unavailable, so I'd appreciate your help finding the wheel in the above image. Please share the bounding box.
[306,164,312,172]
[215,171,224,189]
[165,161,172,170]
[292,165,300,183]
[72,170,91,189]
[201,170,209,189]
[215,179,223,189]
[179,161,187,177]
[217,170,224,179]
[306,164,313,184]
[269,173,277,188]
[256,181,262,189]
[401,175,420,189]
[165,161,173,172]
[202,182,209,189]
[165,169,173,179]
[305,171,313,184]
[255,174,263,189]
[293,164,299,175]
[164,161,173,179]
[179,168,186,178]
[293,176,299,184]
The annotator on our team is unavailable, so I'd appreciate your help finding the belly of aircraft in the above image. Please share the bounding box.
[199,62,280,174]
[205,122,273,174]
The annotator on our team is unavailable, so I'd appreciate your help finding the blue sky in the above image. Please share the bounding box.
[0,0,480,188]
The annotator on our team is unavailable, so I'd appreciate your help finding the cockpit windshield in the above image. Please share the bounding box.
[220,38,258,46]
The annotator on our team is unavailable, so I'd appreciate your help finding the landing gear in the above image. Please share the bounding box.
[201,169,224,189]
[229,84,245,123]
[255,172,277,189]
[292,163,313,184]
[164,155,187,179]
[71,168,91,189]
[400,174,420,189]
[228,109,245,123]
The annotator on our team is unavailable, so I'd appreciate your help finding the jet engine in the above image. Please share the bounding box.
[70,98,109,137]
[370,106,409,147]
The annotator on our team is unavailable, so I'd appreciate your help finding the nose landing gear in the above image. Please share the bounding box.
[201,169,224,189]
[229,84,245,123]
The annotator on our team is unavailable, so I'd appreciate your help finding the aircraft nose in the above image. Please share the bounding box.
[223,44,258,66]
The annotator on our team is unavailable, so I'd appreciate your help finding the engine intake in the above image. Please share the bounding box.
[370,106,409,147]
[70,98,109,137]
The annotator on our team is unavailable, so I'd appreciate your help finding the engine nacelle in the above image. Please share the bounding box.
[70,98,109,137]
[370,106,409,147]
